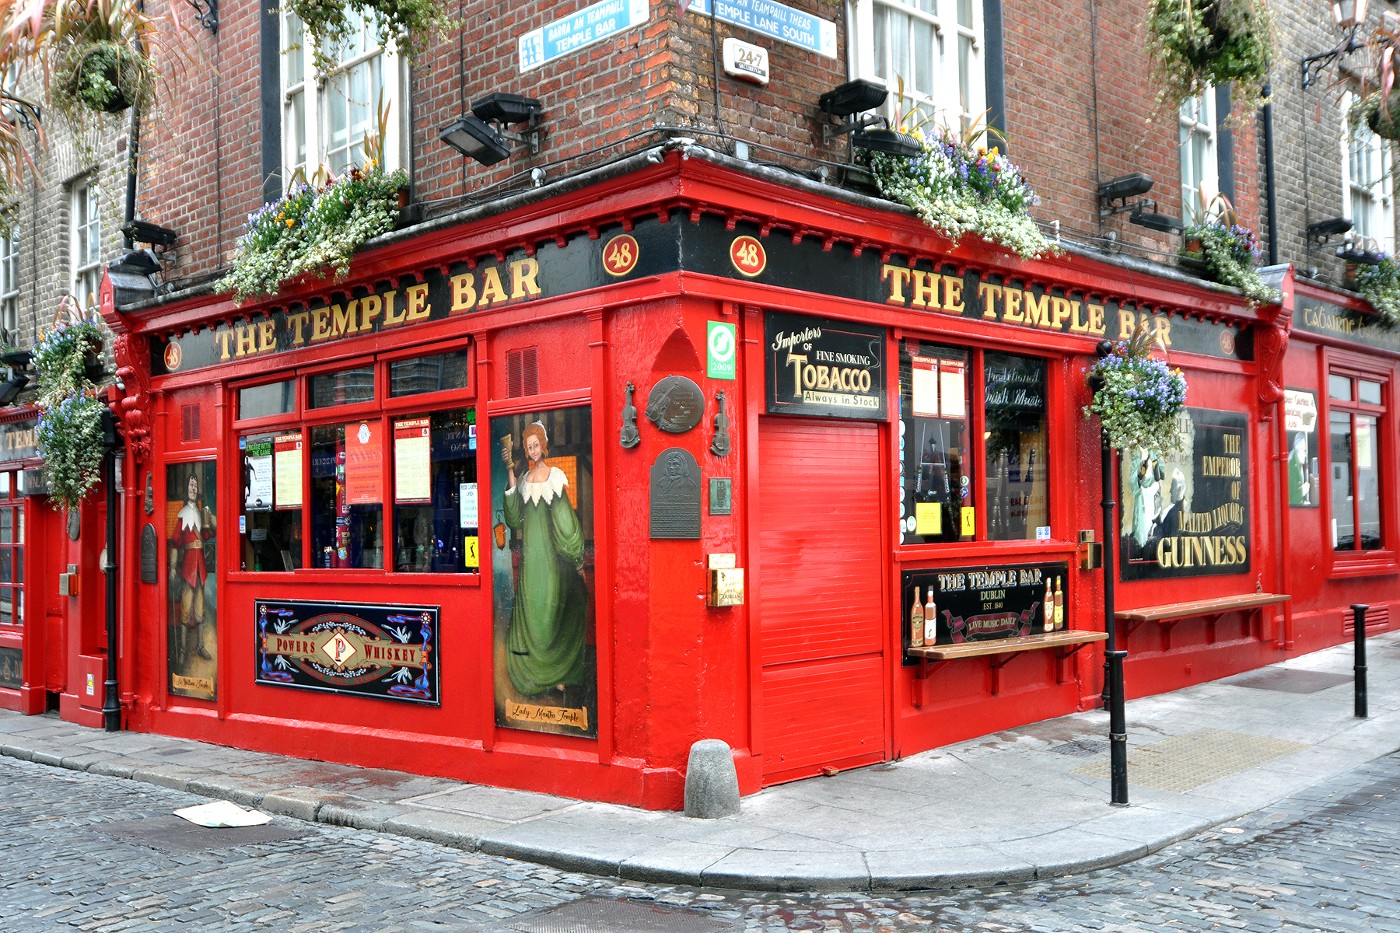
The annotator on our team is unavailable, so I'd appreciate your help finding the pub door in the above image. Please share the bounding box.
[755,416,888,784]
[39,504,66,707]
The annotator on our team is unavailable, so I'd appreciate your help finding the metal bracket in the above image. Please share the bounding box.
[185,0,218,33]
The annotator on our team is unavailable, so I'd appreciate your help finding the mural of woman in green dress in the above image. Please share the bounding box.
[492,410,595,737]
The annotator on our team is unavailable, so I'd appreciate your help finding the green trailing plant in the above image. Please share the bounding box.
[1347,253,1400,327]
[32,315,109,509]
[221,161,409,303]
[1181,195,1279,305]
[1145,0,1274,119]
[1085,327,1189,454]
[866,115,1056,260]
[286,0,457,76]
[48,0,161,122]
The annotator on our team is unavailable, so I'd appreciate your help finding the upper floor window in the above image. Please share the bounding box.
[1179,90,1217,224]
[1343,93,1394,253]
[70,180,101,313]
[282,9,403,186]
[850,0,985,132]
[0,222,18,340]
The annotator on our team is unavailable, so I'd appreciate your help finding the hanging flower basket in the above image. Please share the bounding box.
[1347,253,1400,327]
[48,0,161,123]
[1145,0,1274,118]
[1180,198,1280,306]
[287,0,458,75]
[32,316,111,510]
[1085,329,1188,453]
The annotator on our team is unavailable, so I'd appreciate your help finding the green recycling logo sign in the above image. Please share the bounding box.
[707,321,736,380]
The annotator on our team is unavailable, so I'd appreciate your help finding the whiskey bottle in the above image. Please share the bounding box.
[924,588,937,645]
[910,587,925,648]
[1053,576,1064,630]
[1043,580,1053,632]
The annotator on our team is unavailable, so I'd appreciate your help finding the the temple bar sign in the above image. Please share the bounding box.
[764,312,887,420]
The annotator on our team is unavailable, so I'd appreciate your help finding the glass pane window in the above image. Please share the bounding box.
[0,474,22,626]
[390,350,468,397]
[70,180,102,313]
[0,222,18,339]
[309,366,375,408]
[858,0,984,132]
[239,380,296,420]
[1343,92,1394,252]
[281,8,401,187]
[983,353,1049,541]
[392,409,478,573]
[1327,369,1387,553]
[310,422,384,569]
[239,433,304,571]
[1179,91,1217,224]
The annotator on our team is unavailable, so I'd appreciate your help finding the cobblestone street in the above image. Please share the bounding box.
[2,751,1397,932]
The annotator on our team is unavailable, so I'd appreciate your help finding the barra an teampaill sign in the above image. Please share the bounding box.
[687,0,837,57]
[764,312,887,419]
[520,0,650,71]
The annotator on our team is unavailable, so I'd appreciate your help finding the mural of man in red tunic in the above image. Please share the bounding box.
[169,469,215,674]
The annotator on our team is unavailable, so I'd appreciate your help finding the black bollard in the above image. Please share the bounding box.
[1353,604,1369,719]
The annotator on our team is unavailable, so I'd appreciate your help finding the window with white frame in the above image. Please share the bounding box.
[1343,93,1393,253]
[70,180,101,313]
[849,0,985,132]
[1179,90,1217,224]
[0,221,17,340]
[282,10,403,187]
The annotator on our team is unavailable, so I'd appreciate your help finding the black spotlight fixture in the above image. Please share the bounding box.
[1097,173,1158,222]
[1307,217,1353,250]
[440,93,544,166]
[853,127,923,158]
[818,79,889,146]
[1129,208,1185,234]
[122,220,178,249]
[0,371,28,406]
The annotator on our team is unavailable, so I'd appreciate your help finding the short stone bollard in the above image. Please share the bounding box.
[684,739,740,819]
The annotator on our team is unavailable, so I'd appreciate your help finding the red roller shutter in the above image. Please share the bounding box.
[756,417,887,784]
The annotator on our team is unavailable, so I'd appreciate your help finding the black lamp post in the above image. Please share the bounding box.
[100,407,122,732]
[1090,340,1129,806]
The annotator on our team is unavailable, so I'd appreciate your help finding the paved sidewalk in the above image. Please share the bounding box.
[3,634,1397,893]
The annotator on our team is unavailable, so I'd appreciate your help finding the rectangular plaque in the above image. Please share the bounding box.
[0,646,20,689]
[140,524,159,584]
[650,448,702,539]
[255,599,440,705]
[709,477,732,515]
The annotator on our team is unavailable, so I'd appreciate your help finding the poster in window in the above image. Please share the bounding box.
[274,433,303,509]
[393,418,432,503]
[1283,389,1319,508]
[242,438,273,512]
[1120,409,1250,580]
[939,357,967,418]
[167,460,217,700]
[344,421,382,505]
[491,407,596,738]
[911,356,939,417]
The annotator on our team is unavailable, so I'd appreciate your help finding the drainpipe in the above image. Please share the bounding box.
[1262,84,1279,265]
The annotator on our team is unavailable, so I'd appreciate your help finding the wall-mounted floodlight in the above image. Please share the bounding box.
[440,93,544,166]
[1129,208,1185,234]
[0,371,28,406]
[123,220,178,248]
[853,127,922,158]
[1307,217,1353,249]
[1097,173,1156,221]
[818,79,888,146]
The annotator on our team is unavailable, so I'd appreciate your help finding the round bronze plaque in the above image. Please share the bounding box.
[645,376,704,434]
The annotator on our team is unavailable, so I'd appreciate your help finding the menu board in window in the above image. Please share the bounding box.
[274,433,303,509]
[344,421,383,505]
[394,418,432,504]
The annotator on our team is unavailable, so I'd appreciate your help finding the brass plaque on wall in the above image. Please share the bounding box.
[140,524,159,584]
[645,376,704,434]
[650,448,701,539]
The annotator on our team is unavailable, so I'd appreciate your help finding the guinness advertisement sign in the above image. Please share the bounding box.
[764,312,887,420]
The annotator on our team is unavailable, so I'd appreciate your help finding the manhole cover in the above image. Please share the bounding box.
[501,897,736,933]
[1226,669,1353,694]
[1071,728,1305,793]
[94,815,307,854]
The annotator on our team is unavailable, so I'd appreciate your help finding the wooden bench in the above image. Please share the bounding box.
[1114,592,1290,649]
[908,630,1108,701]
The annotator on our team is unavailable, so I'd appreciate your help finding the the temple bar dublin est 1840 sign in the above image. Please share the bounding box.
[255,599,440,705]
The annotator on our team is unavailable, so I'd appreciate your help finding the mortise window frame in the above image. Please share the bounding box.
[1323,350,1395,575]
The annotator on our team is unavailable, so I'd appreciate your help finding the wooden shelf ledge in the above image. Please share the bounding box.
[908,630,1108,661]
[1114,593,1290,624]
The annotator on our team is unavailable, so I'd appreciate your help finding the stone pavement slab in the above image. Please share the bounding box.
[2,632,1399,892]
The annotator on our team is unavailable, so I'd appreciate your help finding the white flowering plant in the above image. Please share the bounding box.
[1085,329,1188,453]
[1182,217,1279,306]
[866,122,1056,260]
[221,162,409,303]
[1348,253,1400,327]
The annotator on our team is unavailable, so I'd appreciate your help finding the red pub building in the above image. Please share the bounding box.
[0,1,1395,810]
